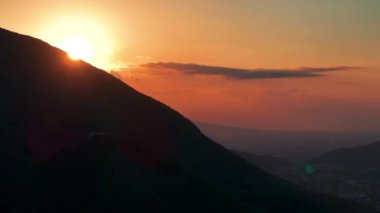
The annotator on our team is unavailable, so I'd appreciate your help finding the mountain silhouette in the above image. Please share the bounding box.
[196,121,380,161]
[0,27,375,212]
[313,140,380,168]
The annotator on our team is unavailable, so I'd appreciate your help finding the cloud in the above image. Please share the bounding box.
[142,62,358,80]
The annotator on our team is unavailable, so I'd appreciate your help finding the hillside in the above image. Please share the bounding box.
[196,122,380,161]
[313,140,380,168]
[0,27,375,212]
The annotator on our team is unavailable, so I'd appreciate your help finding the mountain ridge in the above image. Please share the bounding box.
[196,121,380,161]
[0,27,375,212]
[313,140,380,168]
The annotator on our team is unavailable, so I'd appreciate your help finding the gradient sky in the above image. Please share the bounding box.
[1,0,380,131]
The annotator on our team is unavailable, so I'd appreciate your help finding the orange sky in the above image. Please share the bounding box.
[114,66,380,132]
[1,0,380,131]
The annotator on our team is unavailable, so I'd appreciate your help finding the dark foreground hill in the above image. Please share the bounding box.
[0,28,375,212]
[313,140,380,168]
[235,152,293,170]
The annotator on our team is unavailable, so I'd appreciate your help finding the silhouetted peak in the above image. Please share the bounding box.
[0,27,375,212]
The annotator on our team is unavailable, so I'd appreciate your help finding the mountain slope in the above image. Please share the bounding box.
[235,152,293,170]
[313,140,380,168]
[0,27,375,212]
[196,122,380,161]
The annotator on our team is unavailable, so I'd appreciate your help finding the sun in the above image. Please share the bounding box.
[35,16,120,70]
[59,37,93,61]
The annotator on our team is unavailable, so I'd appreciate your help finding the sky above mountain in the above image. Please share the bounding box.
[1,0,380,131]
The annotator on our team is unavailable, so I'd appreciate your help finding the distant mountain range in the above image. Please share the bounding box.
[313,140,380,168]
[226,130,380,209]
[0,27,375,212]
[196,122,380,161]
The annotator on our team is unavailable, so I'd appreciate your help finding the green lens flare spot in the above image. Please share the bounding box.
[305,164,314,174]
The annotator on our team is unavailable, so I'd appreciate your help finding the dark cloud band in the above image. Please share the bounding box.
[143,62,358,80]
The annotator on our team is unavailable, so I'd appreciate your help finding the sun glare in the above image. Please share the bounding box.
[36,16,120,71]
[59,37,93,61]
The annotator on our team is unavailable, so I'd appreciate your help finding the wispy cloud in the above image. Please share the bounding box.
[143,62,358,80]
